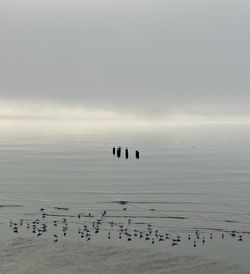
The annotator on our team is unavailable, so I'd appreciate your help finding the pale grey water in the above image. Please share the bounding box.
[0,119,250,272]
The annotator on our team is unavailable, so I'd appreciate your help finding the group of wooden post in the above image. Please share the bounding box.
[113,147,140,159]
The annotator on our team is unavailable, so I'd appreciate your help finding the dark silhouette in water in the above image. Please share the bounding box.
[112,146,140,160]
[117,147,121,158]
[125,147,129,159]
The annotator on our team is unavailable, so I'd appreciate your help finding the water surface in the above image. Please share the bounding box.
[0,119,249,271]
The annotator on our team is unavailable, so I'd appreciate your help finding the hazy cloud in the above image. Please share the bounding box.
[0,0,249,117]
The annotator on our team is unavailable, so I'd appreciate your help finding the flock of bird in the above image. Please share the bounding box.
[8,207,246,248]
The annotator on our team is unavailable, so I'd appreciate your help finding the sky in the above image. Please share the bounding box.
[0,0,250,119]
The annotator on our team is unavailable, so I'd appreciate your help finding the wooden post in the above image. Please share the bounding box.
[125,147,129,159]
[117,147,121,158]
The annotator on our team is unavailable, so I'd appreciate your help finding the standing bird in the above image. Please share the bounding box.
[112,147,116,156]
[135,150,140,159]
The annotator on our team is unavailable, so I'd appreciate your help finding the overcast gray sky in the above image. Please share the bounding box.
[0,0,249,118]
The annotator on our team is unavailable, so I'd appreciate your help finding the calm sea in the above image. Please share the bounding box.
[0,119,249,270]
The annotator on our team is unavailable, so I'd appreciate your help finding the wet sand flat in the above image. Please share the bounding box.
[0,238,246,274]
